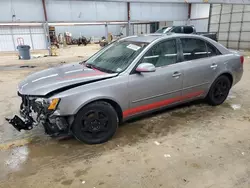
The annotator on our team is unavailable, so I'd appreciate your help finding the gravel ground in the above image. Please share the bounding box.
[0,46,250,188]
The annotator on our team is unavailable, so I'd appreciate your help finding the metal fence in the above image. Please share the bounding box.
[209,4,250,50]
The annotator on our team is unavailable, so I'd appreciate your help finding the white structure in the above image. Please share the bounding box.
[0,0,250,51]
[209,4,250,49]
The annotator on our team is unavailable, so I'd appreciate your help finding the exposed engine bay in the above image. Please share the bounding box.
[6,93,69,136]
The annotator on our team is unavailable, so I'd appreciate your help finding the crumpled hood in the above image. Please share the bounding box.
[18,62,117,96]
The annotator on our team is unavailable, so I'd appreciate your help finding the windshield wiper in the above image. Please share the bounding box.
[85,63,92,68]
[85,63,116,74]
[79,60,87,65]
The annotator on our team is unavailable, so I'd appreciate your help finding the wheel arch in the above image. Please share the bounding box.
[206,71,233,106]
[206,72,233,97]
[74,98,123,123]
[217,72,233,87]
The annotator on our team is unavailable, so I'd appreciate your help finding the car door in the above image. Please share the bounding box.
[179,37,220,97]
[125,39,183,118]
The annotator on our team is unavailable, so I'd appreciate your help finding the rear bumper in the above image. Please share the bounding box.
[233,67,243,86]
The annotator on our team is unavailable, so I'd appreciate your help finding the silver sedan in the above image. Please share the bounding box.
[6,33,243,144]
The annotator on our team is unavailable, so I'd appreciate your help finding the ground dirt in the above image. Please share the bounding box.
[0,45,250,188]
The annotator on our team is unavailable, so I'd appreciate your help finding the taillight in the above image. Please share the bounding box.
[240,56,244,65]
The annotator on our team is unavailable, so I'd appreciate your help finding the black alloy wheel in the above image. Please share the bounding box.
[81,110,109,138]
[72,101,118,144]
[207,75,231,106]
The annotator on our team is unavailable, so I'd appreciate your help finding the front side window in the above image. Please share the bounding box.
[141,39,177,67]
[86,41,148,73]
[180,38,208,61]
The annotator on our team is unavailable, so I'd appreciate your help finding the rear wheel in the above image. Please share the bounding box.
[207,75,231,106]
[72,101,118,144]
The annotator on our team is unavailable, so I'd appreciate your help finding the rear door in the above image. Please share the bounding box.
[125,39,183,118]
[179,37,220,97]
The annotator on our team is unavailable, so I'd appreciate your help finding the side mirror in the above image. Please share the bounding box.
[136,63,156,73]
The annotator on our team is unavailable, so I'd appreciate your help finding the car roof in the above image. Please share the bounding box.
[122,33,230,55]
[123,34,165,43]
[122,33,205,43]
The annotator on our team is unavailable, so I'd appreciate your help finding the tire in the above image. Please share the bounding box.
[72,101,118,144]
[207,75,231,106]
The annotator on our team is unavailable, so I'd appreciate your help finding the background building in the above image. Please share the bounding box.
[0,0,249,51]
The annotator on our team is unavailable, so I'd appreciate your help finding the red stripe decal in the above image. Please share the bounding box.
[123,91,204,118]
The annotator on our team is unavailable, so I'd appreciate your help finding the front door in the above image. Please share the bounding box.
[179,37,219,97]
[124,39,183,118]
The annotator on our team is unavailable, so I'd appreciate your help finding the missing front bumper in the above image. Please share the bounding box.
[6,114,70,136]
[5,115,33,131]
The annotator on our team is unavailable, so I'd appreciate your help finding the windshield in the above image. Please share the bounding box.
[86,41,148,73]
[155,27,172,33]
[155,28,166,33]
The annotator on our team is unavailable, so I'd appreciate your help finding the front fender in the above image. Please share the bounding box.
[52,76,129,116]
[72,96,122,115]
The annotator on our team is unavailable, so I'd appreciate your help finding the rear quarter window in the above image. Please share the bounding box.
[206,42,221,57]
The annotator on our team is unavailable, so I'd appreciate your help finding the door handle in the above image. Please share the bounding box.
[172,72,182,77]
[210,64,218,69]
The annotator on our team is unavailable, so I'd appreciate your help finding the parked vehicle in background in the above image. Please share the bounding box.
[77,36,91,46]
[6,33,243,144]
[155,25,218,41]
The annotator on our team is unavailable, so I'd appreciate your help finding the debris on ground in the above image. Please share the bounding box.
[183,178,189,184]
[230,104,241,110]
[242,152,245,156]
[19,65,36,69]
[32,54,44,59]
[82,180,86,184]
[154,141,160,146]
[164,154,171,158]
[227,95,236,99]
[0,138,32,150]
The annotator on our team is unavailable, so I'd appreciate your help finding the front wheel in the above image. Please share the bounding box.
[72,101,118,144]
[207,75,231,106]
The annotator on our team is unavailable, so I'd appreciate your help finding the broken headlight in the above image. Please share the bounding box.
[35,98,61,111]
[48,98,60,110]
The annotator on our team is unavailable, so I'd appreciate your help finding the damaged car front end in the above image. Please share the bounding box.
[6,93,69,136]
[5,60,118,138]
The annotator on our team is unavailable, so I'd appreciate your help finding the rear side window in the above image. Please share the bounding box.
[180,38,208,61]
[183,26,194,34]
[142,39,177,67]
[206,42,221,57]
